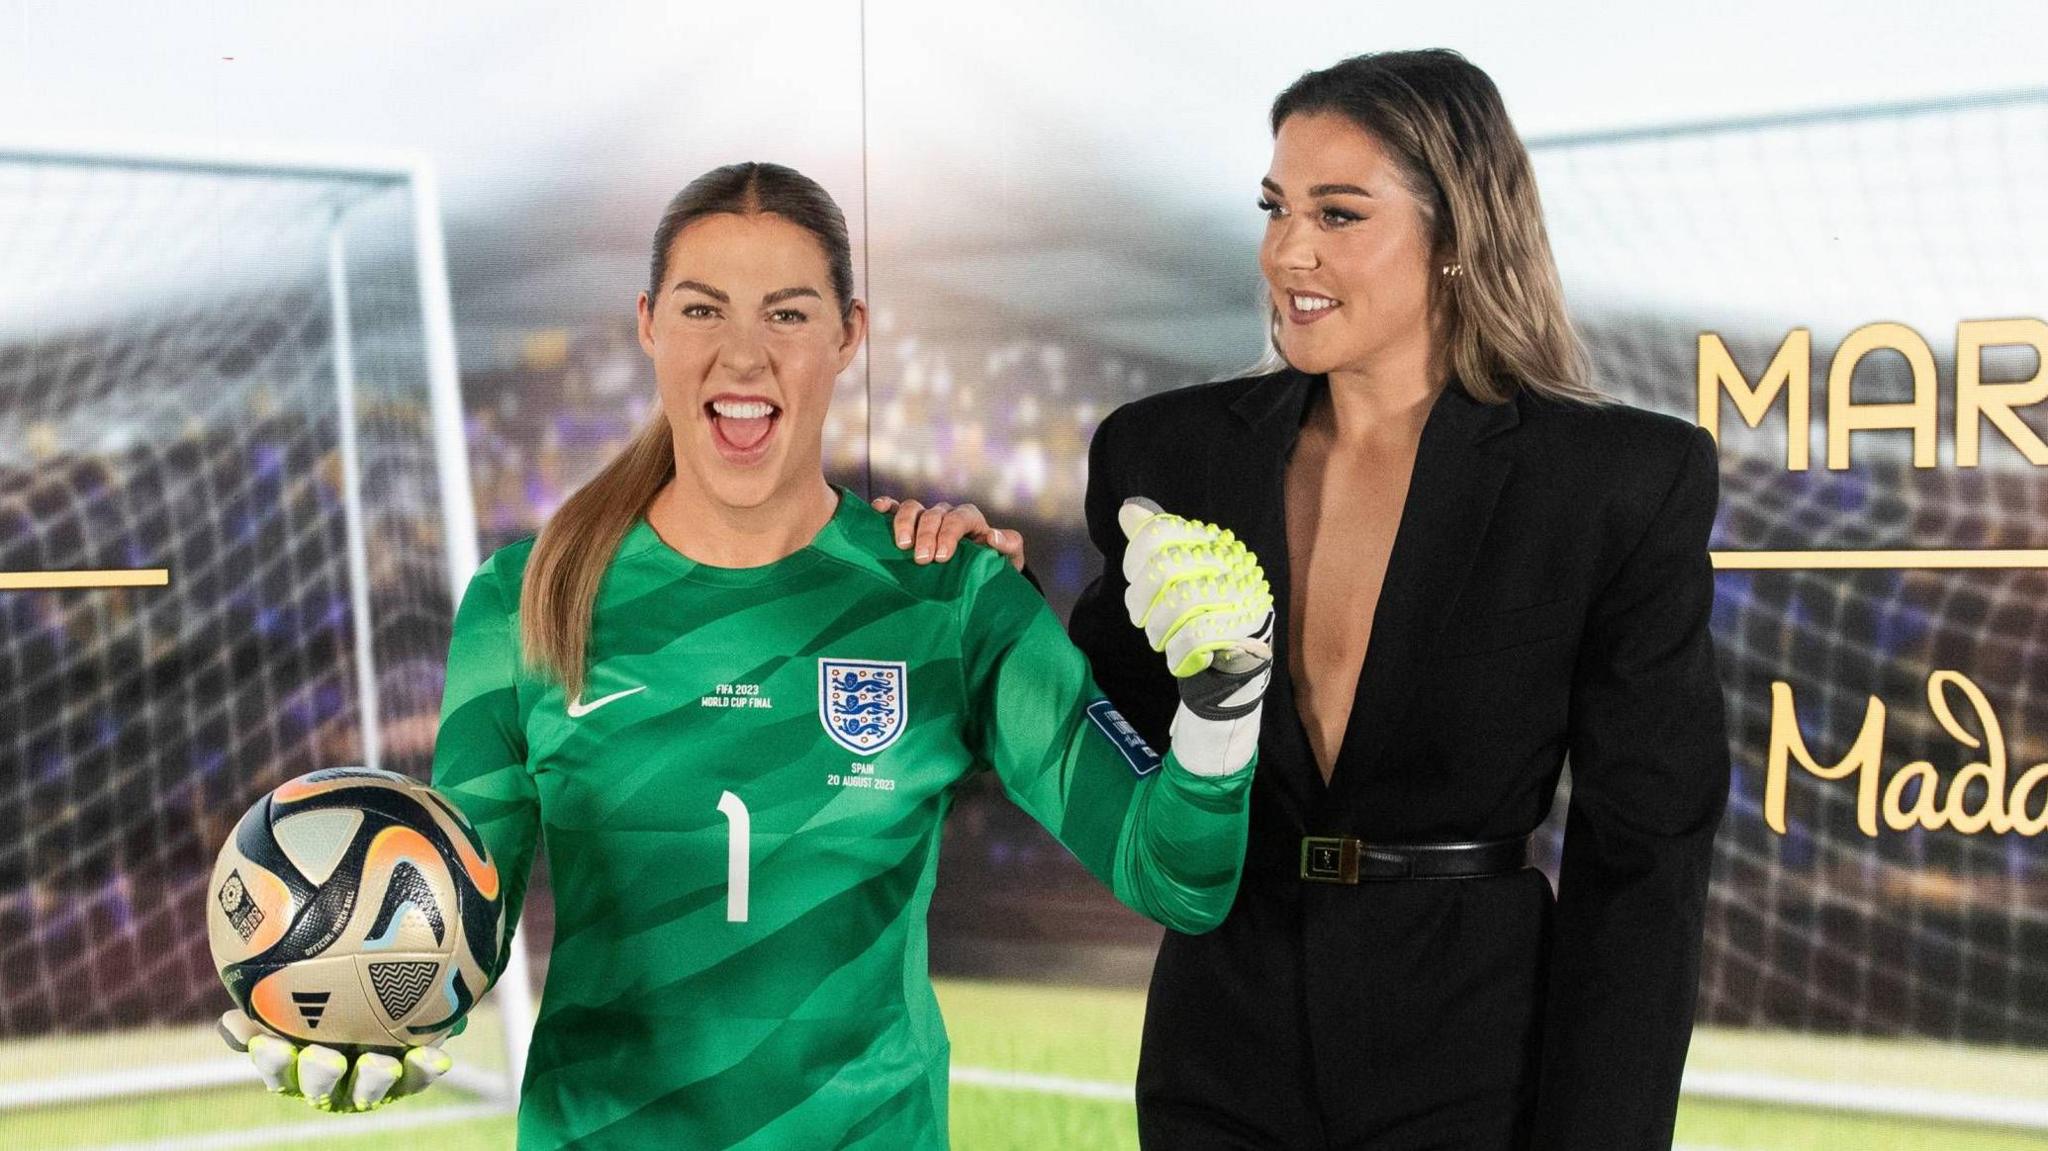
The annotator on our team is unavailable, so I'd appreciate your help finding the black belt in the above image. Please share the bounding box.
[1298,834,1531,883]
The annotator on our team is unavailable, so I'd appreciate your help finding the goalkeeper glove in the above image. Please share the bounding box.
[218,1008,451,1113]
[1119,498,1275,776]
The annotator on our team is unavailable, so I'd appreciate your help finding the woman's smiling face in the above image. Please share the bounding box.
[1258,111,1442,378]
[636,211,865,511]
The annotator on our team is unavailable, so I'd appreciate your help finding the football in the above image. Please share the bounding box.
[207,766,503,1051]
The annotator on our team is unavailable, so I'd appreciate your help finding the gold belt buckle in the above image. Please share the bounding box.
[1300,836,1360,884]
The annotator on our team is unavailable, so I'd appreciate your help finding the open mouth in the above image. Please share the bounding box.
[706,396,782,460]
[1286,292,1342,325]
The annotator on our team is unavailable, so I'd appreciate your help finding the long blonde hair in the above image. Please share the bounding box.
[518,162,856,698]
[1263,49,1604,405]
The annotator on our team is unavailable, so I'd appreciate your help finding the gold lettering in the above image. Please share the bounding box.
[1700,330,1810,471]
[1883,762,1948,831]
[1766,680,1883,835]
[1827,322,1939,470]
[2013,765,2048,836]
[1956,318,2048,467]
[1767,670,2041,837]
[1926,670,2011,834]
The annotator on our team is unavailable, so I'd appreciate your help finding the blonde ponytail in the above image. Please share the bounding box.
[519,413,674,699]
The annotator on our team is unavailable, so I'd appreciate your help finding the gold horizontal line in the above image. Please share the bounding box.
[1713,550,2048,570]
[0,569,171,589]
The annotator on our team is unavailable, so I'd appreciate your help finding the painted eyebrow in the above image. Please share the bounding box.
[672,281,822,307]
[1259,177,1376,199]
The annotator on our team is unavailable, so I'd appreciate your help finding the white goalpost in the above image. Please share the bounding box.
[0,141,532,1118]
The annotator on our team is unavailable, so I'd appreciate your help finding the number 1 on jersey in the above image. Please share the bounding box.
[718,790,750,923]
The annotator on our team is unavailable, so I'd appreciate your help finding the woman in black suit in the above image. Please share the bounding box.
[1083,50,1729,1149]
[884,47,1728,1151]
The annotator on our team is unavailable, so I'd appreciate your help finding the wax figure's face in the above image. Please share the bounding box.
[637,211,864,511]
[1259,111,1441,378]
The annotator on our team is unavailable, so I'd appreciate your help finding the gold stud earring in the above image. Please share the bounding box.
[1440,262,1464,278]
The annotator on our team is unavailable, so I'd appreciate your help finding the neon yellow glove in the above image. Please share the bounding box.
[1119,498,1274,776]
[218,1009,451,1113]
[1120,498,1274,678]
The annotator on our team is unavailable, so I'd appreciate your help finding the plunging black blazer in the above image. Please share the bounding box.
[1068,368,1730,1150]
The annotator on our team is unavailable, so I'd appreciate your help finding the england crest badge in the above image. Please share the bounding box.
[818,658,908,755]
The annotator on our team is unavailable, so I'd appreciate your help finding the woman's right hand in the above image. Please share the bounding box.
[218,1008,452,1112]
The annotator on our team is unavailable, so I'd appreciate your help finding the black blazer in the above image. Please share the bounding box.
[1069,369,1730,1151]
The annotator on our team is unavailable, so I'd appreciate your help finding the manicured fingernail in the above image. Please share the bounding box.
[937,548,951,560]
[916,549,931,561]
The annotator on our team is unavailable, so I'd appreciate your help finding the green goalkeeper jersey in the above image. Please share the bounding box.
[432,486,1253,1150]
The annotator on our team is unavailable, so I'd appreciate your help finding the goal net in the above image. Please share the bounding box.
[1529,92,2048,1078]
[0,146,522,1107]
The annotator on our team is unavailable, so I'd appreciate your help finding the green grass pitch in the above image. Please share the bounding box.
[3,980,2046,1149]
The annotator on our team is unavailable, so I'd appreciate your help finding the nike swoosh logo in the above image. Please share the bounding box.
[566,685,647,718]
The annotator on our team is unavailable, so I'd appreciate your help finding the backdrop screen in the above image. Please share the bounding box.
[1,4,2044,1149]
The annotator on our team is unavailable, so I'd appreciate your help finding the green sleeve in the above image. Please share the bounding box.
[430,549,542,994]
[957,548,1252,934]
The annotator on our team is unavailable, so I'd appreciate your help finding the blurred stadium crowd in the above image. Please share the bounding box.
[5,310,2048,1047]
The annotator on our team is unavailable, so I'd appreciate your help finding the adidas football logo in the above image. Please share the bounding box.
[292,990,332,1030]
